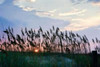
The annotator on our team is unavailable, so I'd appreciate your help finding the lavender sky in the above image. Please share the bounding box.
[0,0,100,41]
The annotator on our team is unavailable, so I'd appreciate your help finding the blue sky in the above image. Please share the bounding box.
[0,0,100,40]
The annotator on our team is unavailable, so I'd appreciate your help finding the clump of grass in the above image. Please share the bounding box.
[0,26,92,54]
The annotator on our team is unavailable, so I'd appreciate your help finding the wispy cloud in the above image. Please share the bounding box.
[13,0,37,11]
[71,0,88,4]
[28,0,36,2]
[92,2,100,6]
[36,9,57,17]
[88,0,100,6]
[59,9,87,16]
[4,0,100,31]
[22,7,35,11]
[63,15,100,31]
[14,0,36,3]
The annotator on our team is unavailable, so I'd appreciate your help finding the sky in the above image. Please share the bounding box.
[0,0,100,40]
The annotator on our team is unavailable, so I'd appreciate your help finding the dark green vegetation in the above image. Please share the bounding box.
[0,52,100,67]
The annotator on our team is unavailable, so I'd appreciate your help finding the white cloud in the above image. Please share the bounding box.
[88,0,100,6]
[13,0,71,13]
[71,0,88,4]
[59,9,87,16]
[13,0,88,18]
[0,0,4,4]
[48,9,57,13]
[13,0,37,11]
[22,7,35,11]
[28,0,36,2]
[14,0,36,3]
[36,9,57,17]
[13,0,100,31]
[63,15,100,31]
[92,2,100,6]
[36,11,54,17]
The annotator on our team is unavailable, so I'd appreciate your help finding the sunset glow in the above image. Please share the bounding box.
[0,1,100,67]
[34,49,39,53]
[0,0,100,51]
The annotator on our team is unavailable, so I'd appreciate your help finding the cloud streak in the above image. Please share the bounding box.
[63,15,100,31]
[88,0,100,6]
[36,9,57,17]
[92,1,100,6]
[59,9,86,16]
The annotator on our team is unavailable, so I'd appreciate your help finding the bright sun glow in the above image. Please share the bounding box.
[34,49,39,53]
